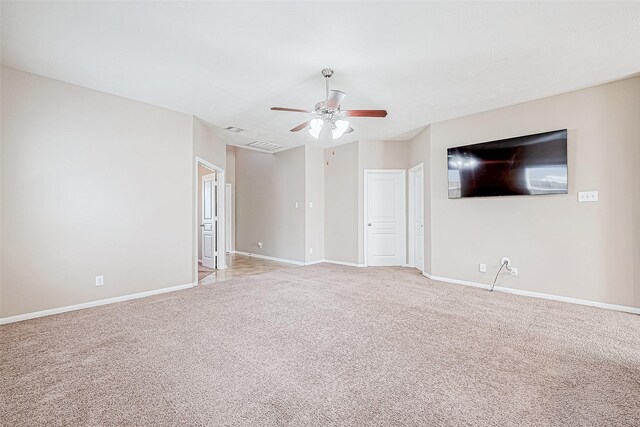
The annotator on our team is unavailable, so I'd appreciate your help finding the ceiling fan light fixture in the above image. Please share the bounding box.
[309,118,324,139]
[332,119,349,139]
[271,69,388,137]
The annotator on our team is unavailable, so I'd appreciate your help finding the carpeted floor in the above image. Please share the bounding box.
[2,264,639,426]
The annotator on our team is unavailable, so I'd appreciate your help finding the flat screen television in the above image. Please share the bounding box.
[447,129,568,199]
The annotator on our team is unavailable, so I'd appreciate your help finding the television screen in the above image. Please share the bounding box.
[447,129,568,199]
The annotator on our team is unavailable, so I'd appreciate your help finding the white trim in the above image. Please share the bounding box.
[217,170,227,269]
[231,252,366,268]
[0,282,196,325]
[363,169,407,267]
[323,259,366,267]
[421,271,640,315]
[408,163,424,271]
[225,183,232,254]
[232,251,306,266]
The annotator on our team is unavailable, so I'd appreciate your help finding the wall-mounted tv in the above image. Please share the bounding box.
[447,129,568,199]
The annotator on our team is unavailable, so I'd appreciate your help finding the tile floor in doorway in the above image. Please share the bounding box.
[198,253,294,285]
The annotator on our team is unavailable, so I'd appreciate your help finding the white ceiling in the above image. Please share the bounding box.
[3,1,640,151]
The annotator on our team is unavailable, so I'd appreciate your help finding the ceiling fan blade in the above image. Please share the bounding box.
[344,109,388,118]
[345,127,354,134]
[290,121,311,132]
[325,90,346,109]
[271,107,313,113]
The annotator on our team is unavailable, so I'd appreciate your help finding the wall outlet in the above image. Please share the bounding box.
[309,201,313,208]
[479,263,487,273]
[295,202,299,209]
[510,267,519,277]
[501,257,511,268]
[578,191,598,202]
[257,242,263,248]
[309,247,313,254]
[95,275,104,287]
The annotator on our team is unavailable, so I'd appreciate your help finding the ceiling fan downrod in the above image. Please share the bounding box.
[322,68,334,100]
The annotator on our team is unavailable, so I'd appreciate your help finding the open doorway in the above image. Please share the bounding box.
[195,158,225,284]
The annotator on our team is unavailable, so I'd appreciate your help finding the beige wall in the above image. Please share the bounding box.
[305,144,325,263]
[193,117,226,170]
[324,142,359,264]
[235,147,306,262]
[226,149,236,252]
[1,67,195,318]
[428,76,640,308]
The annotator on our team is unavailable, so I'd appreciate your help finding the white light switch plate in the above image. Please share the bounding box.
[578,191,598,202]
[479,263,487,273]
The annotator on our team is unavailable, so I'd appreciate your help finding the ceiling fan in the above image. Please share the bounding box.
[271,68,388,140]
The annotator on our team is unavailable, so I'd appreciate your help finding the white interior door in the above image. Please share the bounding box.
[365,170,406,266]
[201,173,217,269]
[410,165,425,271]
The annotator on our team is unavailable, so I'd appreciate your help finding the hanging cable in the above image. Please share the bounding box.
[490,260,509,292]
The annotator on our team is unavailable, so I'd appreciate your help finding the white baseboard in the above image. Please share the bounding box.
[232,251,366,268]
[322,259,366,268]
[422,271,640,315]
[232,251,306,266]
[0,281,196,325]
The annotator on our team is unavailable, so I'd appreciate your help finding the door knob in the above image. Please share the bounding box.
[200,224,205,228]
[368,223,372,226]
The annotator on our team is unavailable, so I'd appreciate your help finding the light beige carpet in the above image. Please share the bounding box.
[1,264,639,426]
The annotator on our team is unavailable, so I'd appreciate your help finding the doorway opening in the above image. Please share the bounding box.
[195,158,225,284]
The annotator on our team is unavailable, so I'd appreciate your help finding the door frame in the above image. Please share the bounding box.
[200,172,217,270]
[363,169,407,267]
[408,163,424,271]
[194,157,226,287]
[225,183,232,253]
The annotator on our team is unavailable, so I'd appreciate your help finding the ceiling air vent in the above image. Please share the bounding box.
[246,141,283,152]
[224,126,244,133]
